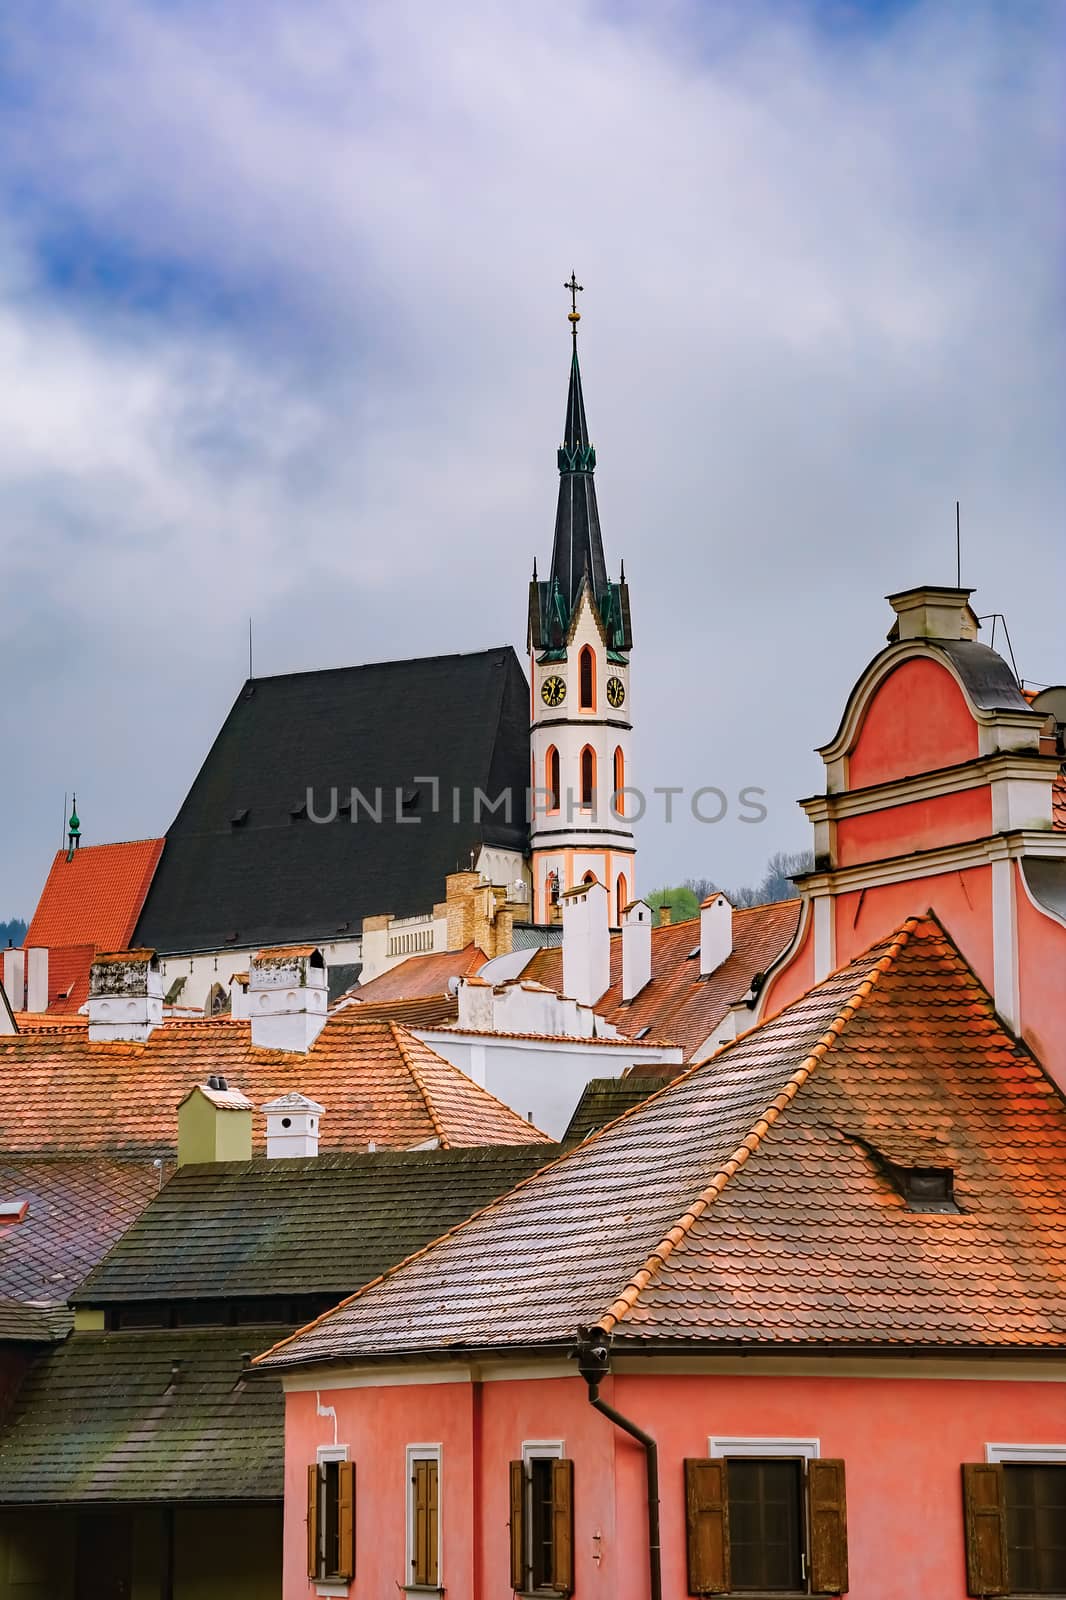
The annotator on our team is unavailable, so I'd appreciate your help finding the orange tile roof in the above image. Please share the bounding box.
[258,914,1066,1368]
[334,994,460,1029]
[23,840,164,1012]
[522,900,801,1058]
[347,944,487,1003]
[0,1014,551,1158]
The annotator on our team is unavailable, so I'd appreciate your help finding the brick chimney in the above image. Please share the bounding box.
[621,898,652,1002]
[249,946,328,1052]
[657,904,672,928]
[561,878,610,1007]
[699,893,733,977]
[262,1092,324,1159]
[87,950,163,1042]
[177,1077,253,1166]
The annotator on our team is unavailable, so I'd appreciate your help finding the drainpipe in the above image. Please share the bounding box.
[575,1327,662,1600]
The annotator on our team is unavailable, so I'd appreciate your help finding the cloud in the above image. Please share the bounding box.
[0,0,1062,910]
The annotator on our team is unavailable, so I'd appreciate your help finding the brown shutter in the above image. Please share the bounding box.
[808,1459,849,1594]
[962,1463,1009,1596]
[551,1457,575,1594]
[509,1459,526,1592]
[684,1457,730,1594]
[306,1462,319,1580]
[412,1458,438,1586]
[336,1460,355,1580]
[426,1458,439,1586]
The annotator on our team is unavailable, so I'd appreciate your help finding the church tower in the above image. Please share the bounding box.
[527,277,635,927]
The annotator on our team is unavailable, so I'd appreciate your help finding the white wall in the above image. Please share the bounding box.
[415,1028,683,1138]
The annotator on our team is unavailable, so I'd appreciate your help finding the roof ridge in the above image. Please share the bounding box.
[595,916,920,1335]
[389,1022,451,1149]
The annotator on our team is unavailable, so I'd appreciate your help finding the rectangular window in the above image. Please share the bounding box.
[1005,1464,1066,1594]
[509,1444,574,1595]
[406,1445,441,1590]
[729,1458,805,1591]
[307,1449,354,1584]
[685,1445,847,1597]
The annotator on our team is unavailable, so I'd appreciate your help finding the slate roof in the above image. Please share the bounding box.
[522,899,801,1059]
[0,1159,163,1303]
[563,1073,679,1143]
[345,945,487,1004]
[23,839,164,1012]
[257,916,1066,1369]
[0,1327,286,1504]
[0,1014,550,1158]
[0,1300,72,1344]
[75,1146,561,1305]
[133,648,530,955]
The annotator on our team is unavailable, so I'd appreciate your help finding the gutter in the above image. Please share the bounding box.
[575,1328,661,1600]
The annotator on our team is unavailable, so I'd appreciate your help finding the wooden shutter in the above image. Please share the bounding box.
[412,1457,439,1586]
[509,1460,526,1592]
[962,1463,1009,1597]
[336,1460,355,1581]
[685,1457,730,1594]
[808,1459,849,1594]
[306,1463,319,1580]
[551,1457,575,1594]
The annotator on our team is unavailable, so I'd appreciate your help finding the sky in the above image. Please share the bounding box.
[0,0,1063,917]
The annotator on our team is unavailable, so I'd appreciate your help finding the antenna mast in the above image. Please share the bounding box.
[956,500,961,588]
[248,618,253,682]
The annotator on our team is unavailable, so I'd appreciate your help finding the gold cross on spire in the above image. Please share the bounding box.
[564,271,583,335]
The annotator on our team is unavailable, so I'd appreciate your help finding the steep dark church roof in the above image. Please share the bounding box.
[528,330,632,656]
[134,647,530,954]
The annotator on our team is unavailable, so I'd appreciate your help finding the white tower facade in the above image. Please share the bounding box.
[527,287,635,926]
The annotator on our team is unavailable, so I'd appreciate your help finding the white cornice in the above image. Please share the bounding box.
[801,753,1059,822]
[797,829,1066,896]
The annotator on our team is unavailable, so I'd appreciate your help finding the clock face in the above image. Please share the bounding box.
[606,675,626,709]
[541,675,566,708]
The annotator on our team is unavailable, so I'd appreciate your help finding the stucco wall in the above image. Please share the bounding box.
[283,1363,1065,1600]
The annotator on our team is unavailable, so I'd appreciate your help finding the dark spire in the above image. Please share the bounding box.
[548,276,607,614]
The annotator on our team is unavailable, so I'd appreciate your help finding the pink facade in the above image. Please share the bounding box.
[284,1364,1066,1598]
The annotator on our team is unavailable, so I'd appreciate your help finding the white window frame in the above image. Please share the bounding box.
[405,1442,443,1593]
[314,1443,350,1598]
[520,1439,565,1592]
[708,1435,820,1461]
[986,1443,1066,1465]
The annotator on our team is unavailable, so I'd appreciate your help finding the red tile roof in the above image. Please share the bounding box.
[258,915,1066,1368]
[522,900,801,1058]
[349,945,487,1003]
[332,994,460,1030]
[23,840,164,1012]
[0,1014,551,1158]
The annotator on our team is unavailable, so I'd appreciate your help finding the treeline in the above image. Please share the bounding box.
[0,920,27,947]
[645,850,815,926]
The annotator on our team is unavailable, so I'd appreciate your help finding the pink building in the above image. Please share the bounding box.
[256,588,1066,1600]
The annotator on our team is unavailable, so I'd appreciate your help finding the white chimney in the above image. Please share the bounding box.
[87,950,163,1042]
[886,585,980,643]
[700,894,733,977]
[25,947,48,1014]
[621,898,652,1002]
[262,1092,325,1158]
[456,975,495,1031]
[3,948,25,1013]
[229,971,251,1021]
[249,946,328,1052]
[561,878,610,1007]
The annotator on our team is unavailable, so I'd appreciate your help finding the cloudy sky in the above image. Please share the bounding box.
[0,0,1062,918]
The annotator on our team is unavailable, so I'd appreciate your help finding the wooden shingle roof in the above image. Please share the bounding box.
[258,916,1066,1369]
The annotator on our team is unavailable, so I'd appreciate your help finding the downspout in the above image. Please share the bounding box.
[575,1328,662,1600]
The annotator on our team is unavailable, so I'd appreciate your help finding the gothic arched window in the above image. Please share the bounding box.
[613,746,625,816]
[616,872,628,926]
[579,646,595,711]
[580,745,596,807]
[546,746,560,812]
